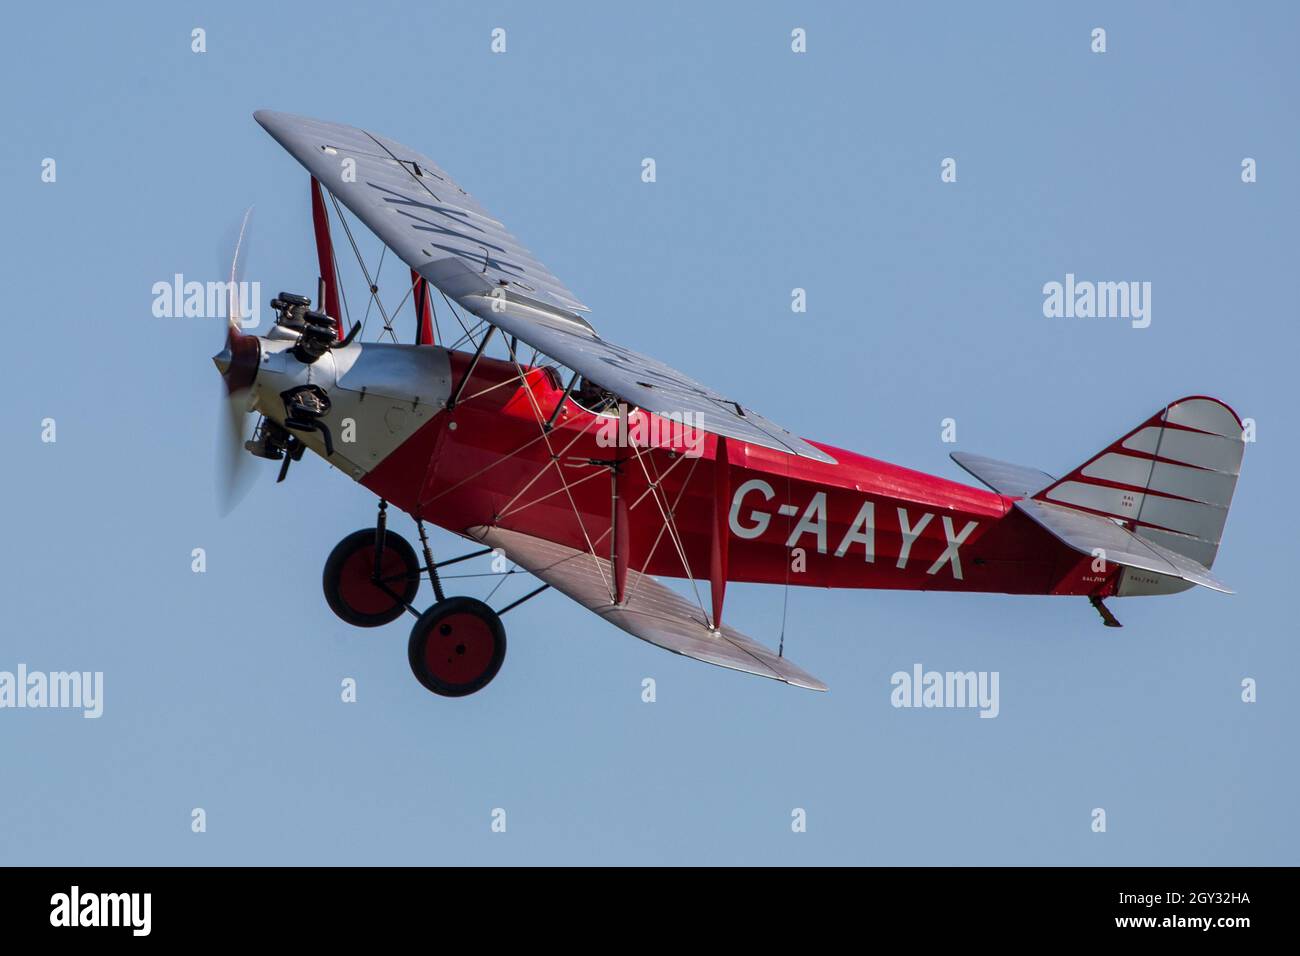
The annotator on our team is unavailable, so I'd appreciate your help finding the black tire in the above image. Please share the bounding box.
[408,597,507,697]
[322,529,421,628]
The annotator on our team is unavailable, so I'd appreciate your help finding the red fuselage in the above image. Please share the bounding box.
[361,351,1104,598]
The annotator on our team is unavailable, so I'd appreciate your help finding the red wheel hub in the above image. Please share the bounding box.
[423,612,497,684]
[337,544,409,615]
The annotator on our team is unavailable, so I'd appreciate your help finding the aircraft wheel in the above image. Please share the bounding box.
[322,529,420,628]
[407,597,507,697]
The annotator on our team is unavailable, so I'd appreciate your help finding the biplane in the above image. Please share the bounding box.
[212,111,1246,697]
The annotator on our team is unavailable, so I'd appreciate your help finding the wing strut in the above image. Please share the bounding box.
[611,458,630,604]
[709,436,731,629]
[309,176,343,339]
[412,269,436,345]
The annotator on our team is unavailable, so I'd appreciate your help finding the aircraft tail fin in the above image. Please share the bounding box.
[956,397,1245,596]
[1031,396,1245,576]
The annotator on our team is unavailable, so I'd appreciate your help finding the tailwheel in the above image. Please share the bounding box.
[323,528,420,627]
[407,597,507,697]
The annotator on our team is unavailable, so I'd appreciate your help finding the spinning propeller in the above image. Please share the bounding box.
[213,208,261,515]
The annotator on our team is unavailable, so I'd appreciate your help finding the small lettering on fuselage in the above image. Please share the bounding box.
[728,479,978,579]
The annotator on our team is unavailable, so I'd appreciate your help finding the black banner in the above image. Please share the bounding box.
[0,866,1280,940]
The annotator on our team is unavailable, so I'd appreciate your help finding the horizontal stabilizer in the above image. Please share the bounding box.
[469,525,827,691]
[951,451,1054,498]
[1015,498,1232,594]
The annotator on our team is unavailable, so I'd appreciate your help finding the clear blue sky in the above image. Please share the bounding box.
[2,1,1296,865]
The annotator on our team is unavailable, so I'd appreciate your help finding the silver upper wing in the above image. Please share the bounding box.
[255,110,834,463]
[470,525,827,691]
[255,110,588,316]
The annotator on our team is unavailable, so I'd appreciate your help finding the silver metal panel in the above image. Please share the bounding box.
[1165,398,1242,438]
[949,452,1054,498]
[1137,494,1228,543]
[1044,479,1226,542]
[469,525,828,691]
[1135,527,1219,570]
[1154,428,1244,475]
[248,339,442,479]
[1121,427,1161,455]
[1115,568,1195,597]
[1044,480,1146,518]
[1139,533,1233,593]
[1014,499,1231,593]
[1081,453,1154,491]
[1121,426,1243,475]
[1148,460,1237,506]
[331,341,452,405]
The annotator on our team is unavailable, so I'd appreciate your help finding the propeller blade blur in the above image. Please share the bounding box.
[217,387,257,516]
[215,206,259,515]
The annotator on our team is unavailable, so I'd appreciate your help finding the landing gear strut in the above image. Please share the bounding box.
[322,524,421,627]
[322,500,551,697]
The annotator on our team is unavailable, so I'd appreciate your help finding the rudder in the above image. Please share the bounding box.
[1032,396,1245,574]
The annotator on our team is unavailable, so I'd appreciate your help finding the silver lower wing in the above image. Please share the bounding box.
[469,525,827,691]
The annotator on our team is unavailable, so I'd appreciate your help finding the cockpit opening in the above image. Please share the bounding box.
[570,376,623,415]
